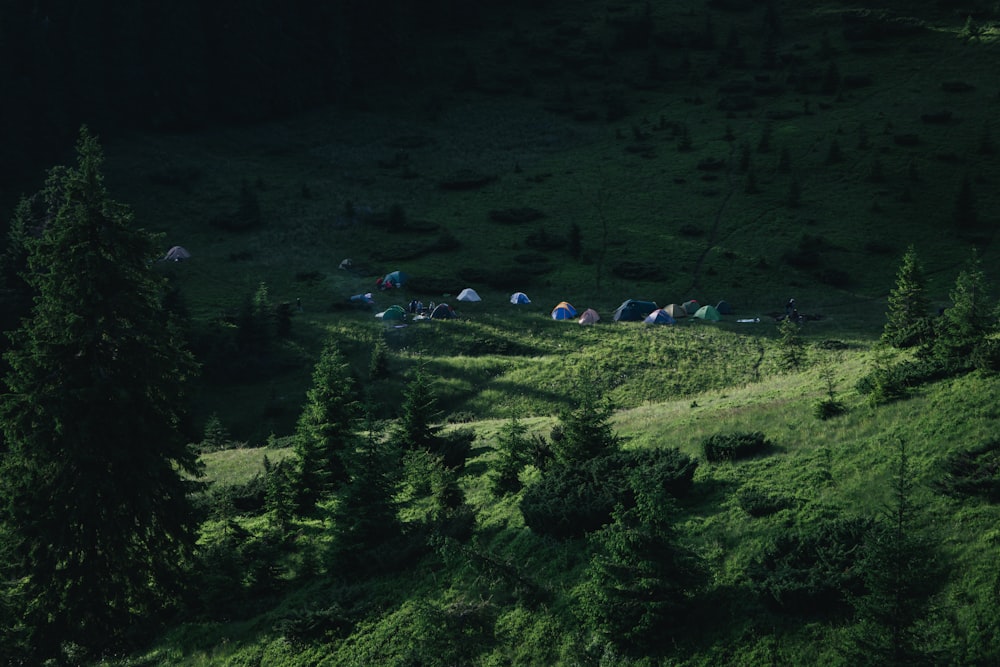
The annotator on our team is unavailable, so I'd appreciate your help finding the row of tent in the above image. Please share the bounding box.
[551,299,733,324]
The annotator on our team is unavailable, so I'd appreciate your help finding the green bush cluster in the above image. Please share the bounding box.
[702,431,771,463]
[747,516,875,616]
[736,485,793,517]
[520,448,697,539]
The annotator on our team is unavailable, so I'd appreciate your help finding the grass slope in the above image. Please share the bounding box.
[71,1,1000,664]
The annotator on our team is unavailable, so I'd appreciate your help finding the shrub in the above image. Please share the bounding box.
[520,448,697,539]
[747,516,875,616]
[814,398,847,420]
[736,485,792,517]
[702,431,771,463]
[934,440,1000,502]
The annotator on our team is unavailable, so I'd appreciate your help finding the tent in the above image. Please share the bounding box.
[693,305,722,321]
[551,301,577,320]
[430,303,456,319]
[578,308,601,325]
[682,299,700,315]
[510,292,531,305]
[457,288,482,302]
[377,305,407,321]
[163,245,190,261]
[338,258,353,270]
[644,308,676,325]
[380,270,409,289]
[613,299,658,322]
[350,292,375,305]
[663,303,687,319]
[716,300,734,315]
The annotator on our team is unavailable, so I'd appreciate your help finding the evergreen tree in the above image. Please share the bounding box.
[490,414,533,496]
[0,127,201,661]
[576,477,705,654]
[934,249,995,364]
[329,409,403,572]
[552,370,621,466]
[778,315,805,370]
[293,338,359,514]
[844,439,944,666]
[391,367,443,452]
[882,245,931,348]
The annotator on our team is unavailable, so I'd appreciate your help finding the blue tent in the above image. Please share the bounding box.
[643,308,676,325]
[613,299,658,322]
[551,301,577,320]
[510,291,531,305]
[381,270,409,289]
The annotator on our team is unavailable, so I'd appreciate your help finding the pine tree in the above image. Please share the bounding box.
[882,245,931,348]
[778,316,805,369]
[934,249,995,364]
[0,127,201,661]
[490,415,533,496]
[391,367,443,452]
[329,409,403,573]
[576,478,705,654]
[293,338,359,514]
[844,439,943,666]
[552,370,621,466]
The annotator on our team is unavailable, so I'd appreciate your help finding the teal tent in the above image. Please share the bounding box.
[379,305,407,321]
[381,270,409,288]
[693,305,721,321]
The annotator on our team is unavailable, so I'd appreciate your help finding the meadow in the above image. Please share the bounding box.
[56,1,1000,664]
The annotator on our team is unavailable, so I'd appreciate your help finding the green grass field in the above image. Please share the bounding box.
[72,2,1000,664]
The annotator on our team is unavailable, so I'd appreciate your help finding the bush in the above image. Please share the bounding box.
[814,398,847,420]
[702,431,771,463]
[747,516,875,616]
[520,448,697,539]
[737,485,792,517]
[934,440,1000,502]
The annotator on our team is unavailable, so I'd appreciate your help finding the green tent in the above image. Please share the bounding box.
[379,305,407,321]
[693,305,721,321]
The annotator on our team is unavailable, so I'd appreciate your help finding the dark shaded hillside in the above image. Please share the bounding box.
[0,1,544,199]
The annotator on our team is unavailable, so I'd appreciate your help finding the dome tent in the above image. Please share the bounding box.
[430,303,456,319]
[551,302,577,320]
[163,245,191,261]
[693,305,721,321]
[457,288,482,302]
[578,308,600,325]
[377,305,407,321]
[663,303,687,319]
[380,270,409,289]
[643,308,675,325]
[613,299,658,322]
[510,292,531,305]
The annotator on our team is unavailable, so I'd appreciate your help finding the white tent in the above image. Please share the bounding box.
[457,288,482,302]
[510,291,531,304]
[163,245,191,261]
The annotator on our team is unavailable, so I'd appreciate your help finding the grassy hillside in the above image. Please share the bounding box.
[61,1,1000,664]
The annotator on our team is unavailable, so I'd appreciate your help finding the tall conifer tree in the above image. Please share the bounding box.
[0,128,201,661]
[882,245,930,348]
[293,338,358,514]
[934,249,994,363]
